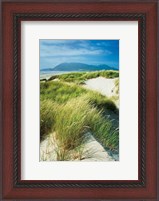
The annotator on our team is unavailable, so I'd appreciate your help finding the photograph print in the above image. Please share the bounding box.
[40,40,119,161]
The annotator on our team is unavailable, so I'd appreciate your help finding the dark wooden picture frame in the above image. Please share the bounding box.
[1,0,158,200]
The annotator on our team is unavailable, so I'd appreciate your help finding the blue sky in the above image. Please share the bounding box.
[40,40,119,69]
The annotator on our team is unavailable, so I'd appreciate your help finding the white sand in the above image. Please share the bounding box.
[84,77,118,98]
[40,132,116,161]
[80,133,115,161]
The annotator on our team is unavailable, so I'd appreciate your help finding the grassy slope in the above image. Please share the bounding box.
[40,70,119,156]
[48,70,119,84]
[40,81,117,112]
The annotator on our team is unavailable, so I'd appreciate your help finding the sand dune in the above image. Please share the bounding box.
[40,132,116,161]
[84,77,119,108]
[40,76,119,161]
[84,77,118,97]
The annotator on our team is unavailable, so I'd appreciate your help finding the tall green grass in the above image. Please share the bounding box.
[40,81,117,112]
[40,100,57,140]
[40,96,119,153]
[54,96,92,150]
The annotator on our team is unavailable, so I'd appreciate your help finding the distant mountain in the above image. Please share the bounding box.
[41,62,118,72]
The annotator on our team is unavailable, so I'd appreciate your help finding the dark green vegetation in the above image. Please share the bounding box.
[48,70,119,84]
[40,70,119,159]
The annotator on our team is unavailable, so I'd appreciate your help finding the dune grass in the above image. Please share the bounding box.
[40,100,58,140]
[40,96,119,155]
[40,81,117,112]
[115,78,119,94]
[48,70,119,84]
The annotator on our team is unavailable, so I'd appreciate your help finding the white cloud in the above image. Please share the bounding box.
[40,45,111,57]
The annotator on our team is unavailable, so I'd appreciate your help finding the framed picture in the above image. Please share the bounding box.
[1,0,158,200]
